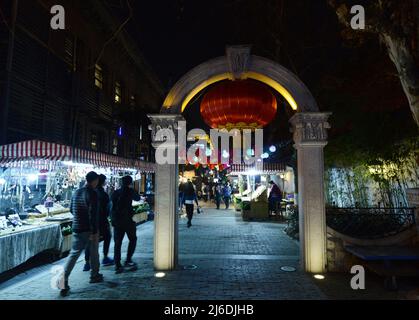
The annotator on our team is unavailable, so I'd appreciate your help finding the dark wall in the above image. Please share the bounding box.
[0,0,163,162]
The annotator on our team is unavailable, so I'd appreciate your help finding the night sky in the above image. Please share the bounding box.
[119,1,338,86]
[105,0,417,162]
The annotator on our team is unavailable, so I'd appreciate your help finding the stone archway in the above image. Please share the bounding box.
[161,45,319,114]
[148,46,331,274]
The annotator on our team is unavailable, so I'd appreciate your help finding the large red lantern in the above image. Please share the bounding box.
[200,79,277,130]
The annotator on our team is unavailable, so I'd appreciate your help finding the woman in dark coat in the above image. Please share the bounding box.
[182,180,199,228]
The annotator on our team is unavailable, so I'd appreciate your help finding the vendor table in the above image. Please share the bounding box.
[0,221,64,274]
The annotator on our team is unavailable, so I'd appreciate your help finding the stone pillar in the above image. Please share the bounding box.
[148,114,185,271]
[406,188,419,235]
[290,112,331,273]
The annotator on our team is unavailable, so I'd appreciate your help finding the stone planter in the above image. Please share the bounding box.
[133,212,148,224]
[60,234,72,254]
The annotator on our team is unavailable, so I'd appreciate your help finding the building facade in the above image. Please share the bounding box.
[0,0,164,161]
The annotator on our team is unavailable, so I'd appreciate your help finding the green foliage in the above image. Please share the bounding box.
[134,203,150,214]
[326,146,419,207]
[61,225,72,236]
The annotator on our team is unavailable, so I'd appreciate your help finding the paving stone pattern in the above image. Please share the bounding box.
[0,208,408,300]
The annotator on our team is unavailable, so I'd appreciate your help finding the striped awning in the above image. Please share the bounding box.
[133,159,156,173]
[228,162,286,175]
[0,140,155,172]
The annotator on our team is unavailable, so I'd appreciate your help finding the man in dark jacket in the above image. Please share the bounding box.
[182,180,199,228]
[214,184,222,210]
[60,171,102,297]
[111,175,141,274]
[83,174,114,271]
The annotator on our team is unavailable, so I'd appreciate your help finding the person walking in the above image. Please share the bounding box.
[111,176,141,274]
[179,181,185,213]
[60,171,102,297]
[268,180,282,214]
[222,183,232,209]
[183,179,199,228]
[214,184,222,210]
[83,174,114,271]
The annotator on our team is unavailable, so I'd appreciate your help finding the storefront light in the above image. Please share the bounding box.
[62,161,75,166]
[269,145,277,153]
[222,150,229,158]
[27,174,38,182]
[62,161,93,169]
[248,169,258,176]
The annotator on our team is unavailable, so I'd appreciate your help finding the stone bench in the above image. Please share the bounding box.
[345,245,419,290]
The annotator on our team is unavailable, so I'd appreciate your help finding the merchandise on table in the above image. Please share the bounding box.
[0,140,156,237]
[0,140,156,275]
[227,163,296,220]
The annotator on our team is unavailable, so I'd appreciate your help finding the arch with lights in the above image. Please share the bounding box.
[149,46,332,274]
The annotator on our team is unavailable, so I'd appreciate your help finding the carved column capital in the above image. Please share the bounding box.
[147,114,185,149]
[289,112,332,147]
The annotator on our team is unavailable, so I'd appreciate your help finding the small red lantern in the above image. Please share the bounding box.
[200,79,277,130]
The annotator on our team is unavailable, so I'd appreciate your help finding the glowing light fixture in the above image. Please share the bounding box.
[248,169,258,176]
[27,174,38,182]
[269,145,277,153]
[314,274,325,280]
[261,153,269,159]
[155,272,166,278]
[62,161,94,168]
[222,150,229,159]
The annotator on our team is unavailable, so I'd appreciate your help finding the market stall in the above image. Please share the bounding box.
[0,140,155,274]
[228,163,295,220]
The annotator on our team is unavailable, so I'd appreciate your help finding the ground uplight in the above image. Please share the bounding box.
[155,272,166,278]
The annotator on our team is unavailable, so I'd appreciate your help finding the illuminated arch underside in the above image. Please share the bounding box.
[161,55,319,114]
[177,72,299,113]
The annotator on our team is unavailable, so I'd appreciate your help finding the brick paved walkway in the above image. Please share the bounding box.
[0,208,411,300]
